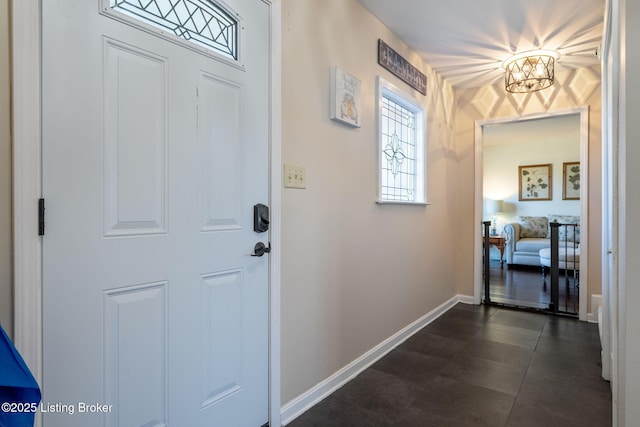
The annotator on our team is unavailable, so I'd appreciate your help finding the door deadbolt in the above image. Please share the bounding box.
[254,203,270,233]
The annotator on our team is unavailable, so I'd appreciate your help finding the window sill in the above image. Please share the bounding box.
[376,200,432,206]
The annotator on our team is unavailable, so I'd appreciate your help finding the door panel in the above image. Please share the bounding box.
[104,282,168,426]
[42,1,269,426]
[103,39,169,237]
[199,72,243,232]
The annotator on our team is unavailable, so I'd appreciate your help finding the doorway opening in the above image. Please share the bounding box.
[473,107,589,320]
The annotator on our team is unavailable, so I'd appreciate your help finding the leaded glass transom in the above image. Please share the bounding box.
[110,0,238,60]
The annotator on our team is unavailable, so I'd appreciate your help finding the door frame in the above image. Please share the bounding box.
[473,106,589,321]
[600,0,616,389]
[12,1,282,426]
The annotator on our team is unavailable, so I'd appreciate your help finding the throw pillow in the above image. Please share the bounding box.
[548,214,580,242]
[517,216,549,238]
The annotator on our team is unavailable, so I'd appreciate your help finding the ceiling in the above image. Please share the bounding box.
[358,0,605,89]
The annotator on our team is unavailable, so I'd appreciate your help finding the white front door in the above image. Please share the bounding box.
[42,1,270,426]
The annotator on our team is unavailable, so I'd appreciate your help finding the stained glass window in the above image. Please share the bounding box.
[110,0,238,60]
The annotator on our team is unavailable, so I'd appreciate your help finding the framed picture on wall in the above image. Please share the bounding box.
[330,66,361,128]
[563,161,580,200]
[519,164,552,201]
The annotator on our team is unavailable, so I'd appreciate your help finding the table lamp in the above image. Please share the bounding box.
[488,199,503,236]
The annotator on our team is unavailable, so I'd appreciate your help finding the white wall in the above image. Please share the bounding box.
[483,114,581,232]
[281,0,460,404]
[0,0,12,337]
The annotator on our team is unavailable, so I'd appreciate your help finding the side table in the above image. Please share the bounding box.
[488,235,506,268]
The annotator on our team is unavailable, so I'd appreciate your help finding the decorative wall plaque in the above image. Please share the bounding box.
[330,67,361,128]
[377,39,427,95]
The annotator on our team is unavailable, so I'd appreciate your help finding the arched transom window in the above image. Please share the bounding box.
[108,0,239,60]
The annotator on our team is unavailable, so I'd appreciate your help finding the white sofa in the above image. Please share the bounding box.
[504,215,580,267]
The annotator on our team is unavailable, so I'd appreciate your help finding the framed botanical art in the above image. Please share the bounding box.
[519,164,552,201]
[563,161,580,200]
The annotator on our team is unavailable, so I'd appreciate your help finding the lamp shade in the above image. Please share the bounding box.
[487,199,503,214]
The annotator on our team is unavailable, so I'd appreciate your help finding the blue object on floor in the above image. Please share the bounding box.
[0,324,41,427]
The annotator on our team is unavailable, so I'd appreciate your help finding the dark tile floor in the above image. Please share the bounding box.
[287,303,611,427]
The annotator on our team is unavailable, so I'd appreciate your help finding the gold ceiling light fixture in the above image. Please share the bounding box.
[503,50,560,93]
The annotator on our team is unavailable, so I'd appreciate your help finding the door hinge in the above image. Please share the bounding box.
[38,198,45,236]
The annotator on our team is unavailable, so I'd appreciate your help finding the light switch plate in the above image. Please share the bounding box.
[284,164,306,189]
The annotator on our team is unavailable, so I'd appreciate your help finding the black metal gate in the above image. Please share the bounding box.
[482,221,579,316]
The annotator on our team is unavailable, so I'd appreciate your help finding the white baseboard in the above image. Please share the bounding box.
[587,294,603,323]
[456,294,474,305]
[280,294,473,425]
